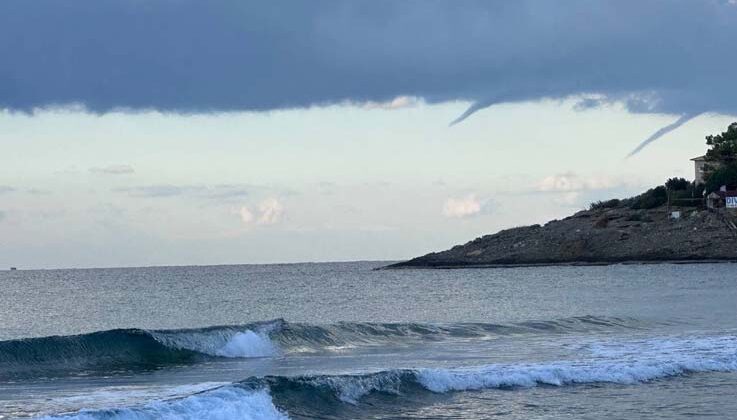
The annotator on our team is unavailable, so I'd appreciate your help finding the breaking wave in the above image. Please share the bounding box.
[0,321,280,380]
[43,333,737,419]
[261,333,737,403]
[0,316,642,380]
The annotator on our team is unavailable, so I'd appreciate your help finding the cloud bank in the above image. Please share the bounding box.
[114,184,252,200]
[1,0,736,122]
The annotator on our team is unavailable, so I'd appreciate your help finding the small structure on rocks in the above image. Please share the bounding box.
[706,186,737,210]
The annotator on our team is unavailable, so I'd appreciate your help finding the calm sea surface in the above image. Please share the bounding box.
[1,262,736,419]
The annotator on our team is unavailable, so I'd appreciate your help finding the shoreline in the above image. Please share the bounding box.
[382,259,737,270]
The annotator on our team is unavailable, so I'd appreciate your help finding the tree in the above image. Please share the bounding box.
[705,122,737,163]
[629,186,668,209]
[665,177,689,191]
[705,165,737,194]
[703,123,737,194]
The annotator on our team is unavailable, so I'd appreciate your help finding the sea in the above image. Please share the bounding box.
[1,261,736,419]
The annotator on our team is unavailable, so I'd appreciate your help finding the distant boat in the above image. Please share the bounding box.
[9,267,17,271]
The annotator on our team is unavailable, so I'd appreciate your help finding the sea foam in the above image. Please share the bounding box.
[418,334,737,392]
[42,387,288,420]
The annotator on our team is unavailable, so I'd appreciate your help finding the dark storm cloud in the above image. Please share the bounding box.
[1,1,736,146]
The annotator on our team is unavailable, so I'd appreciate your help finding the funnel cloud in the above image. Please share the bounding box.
[627,113,703,157]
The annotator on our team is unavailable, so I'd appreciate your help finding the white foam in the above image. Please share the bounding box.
[42,387,289,420]
[417,334,737,393]
[151,328,279,358]
[215,331,279,358]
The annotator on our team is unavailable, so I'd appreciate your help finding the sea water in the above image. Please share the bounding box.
[1,262,736,419]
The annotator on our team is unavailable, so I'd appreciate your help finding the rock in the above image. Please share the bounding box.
[385,207,737,268]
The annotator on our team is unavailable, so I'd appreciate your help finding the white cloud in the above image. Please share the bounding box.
[90,164,135,175]
[238,198,285,225]
[257,198,284,225]
[360,96,422,110]
[537,172,617,192]
[442,195,482,219]
[238,206,255,224]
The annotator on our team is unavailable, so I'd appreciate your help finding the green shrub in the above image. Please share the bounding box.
[665,177,690,191]
[589,178,705,212]
[628,186,668,209]
[589,199,621,210]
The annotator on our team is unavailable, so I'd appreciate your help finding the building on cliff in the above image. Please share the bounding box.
[691,155,726,184]
[691,155,708,184]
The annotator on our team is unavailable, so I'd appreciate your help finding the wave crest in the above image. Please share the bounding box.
[150,323,280,358]
[0,322,281,380]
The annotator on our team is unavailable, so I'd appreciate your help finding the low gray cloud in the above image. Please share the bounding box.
[114,184,252,200]
[114,185,197,198]
[2,1,736,152]
[90,165,135,175]
[0,210,6,222]
[0,186,15,194]
[203,185,251,200]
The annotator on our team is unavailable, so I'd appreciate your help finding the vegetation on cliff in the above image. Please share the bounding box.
[704,122,737,194]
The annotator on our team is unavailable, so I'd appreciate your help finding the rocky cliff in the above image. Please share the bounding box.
[387,207,737,268]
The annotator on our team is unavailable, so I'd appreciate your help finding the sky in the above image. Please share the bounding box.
[1,1,736,269]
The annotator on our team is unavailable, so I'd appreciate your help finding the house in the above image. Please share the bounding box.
[691,155,724,184]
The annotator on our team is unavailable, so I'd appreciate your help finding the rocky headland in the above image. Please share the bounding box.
[387,206,737,269]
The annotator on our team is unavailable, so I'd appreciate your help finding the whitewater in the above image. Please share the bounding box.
[2,262,737,419]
